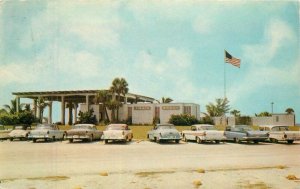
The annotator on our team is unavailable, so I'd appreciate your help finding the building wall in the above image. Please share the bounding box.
[252,114,295,126]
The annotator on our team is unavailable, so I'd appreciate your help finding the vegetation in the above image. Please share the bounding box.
[0,111,35,125]
[109,77,129,122]
[94,90,111,122]
[161,97,173,103]
[230,109,241,117]
[255,111,271,117]
[206,98,230,117]
[3,98,24,114]
[169,114,199,126]
[36,97,49,123]
[285,108,294,114]
[78,109,97,124]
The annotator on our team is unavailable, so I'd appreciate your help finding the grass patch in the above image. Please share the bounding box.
[196,168,205,173]
[286,175,300,180]
[99,172,108,176]
[208,165,288,172]
[27,176,70,181]
[135,171,175,178]
[238,181,270,189]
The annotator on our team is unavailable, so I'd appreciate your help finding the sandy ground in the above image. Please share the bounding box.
[0,140,300,189]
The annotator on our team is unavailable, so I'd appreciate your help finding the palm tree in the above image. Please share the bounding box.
[37,97,49,123]
[255,111,271,117]
[161,97,173,103]
[94,90,111,122]
[285,108,294,114]
[206,98,230,117]
[3,98,24,114]
[106,100,121,123]
[230,109,241,117]
[110,78,129,121]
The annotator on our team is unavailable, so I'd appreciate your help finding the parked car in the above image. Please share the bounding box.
[66,124,103,143]
[103,124,133,144]
[147,124,181,143]
[225,125,268,144]
[28,124,65,142]
[259,125,300,144]
[8,125,31,141]
[181,124,226,144]
[0,125,13,141]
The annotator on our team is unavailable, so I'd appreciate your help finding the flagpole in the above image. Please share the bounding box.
[224,50,226,99]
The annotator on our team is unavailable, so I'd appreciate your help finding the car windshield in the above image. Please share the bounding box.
[158,125,176,129]
[15,126,24,130]
[73,125,92,130]
[199,126,215,130]
[272,126,289,131]
[106,125,126,130]
[36,124,53,130]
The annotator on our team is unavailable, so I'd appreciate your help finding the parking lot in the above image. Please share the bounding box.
[0,140,300,189]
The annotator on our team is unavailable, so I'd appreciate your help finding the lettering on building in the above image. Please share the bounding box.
[134,106,151,110]
[162,106,180,110]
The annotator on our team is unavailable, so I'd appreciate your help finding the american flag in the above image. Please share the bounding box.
[225,50,241,68]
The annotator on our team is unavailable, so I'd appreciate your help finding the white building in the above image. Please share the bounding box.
[81,103,200,124]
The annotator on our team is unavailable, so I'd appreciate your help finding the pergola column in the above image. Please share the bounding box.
[16,96,20,113]
[61,96,65,125]
[33,99,37,117]
[48,101,52,124]
[74,103,78,124]
[86,95,89,111]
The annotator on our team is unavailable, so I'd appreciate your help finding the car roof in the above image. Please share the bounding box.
[107,124,127,127]
[259,125,288,128]
[74,124,95,126]
[192,124,214,128]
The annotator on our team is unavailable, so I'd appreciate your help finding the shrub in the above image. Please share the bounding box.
[152,117,160,125]
[18,111,36,125]
[169,114,199,126]
[78,109,97,124]
[200,116,214,124]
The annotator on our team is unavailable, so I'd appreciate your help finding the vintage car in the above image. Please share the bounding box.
[66,124,103,143]
[225,125,269,144]
[147,124,181,143]
[8,125,31,141]
[28,124,65,142]
[103,124,133,144]
[181,124,226,144]
[259,125,300,144]
[0,124,13,141]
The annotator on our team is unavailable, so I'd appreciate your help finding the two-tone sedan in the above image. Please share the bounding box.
[8,125,31,141]
[181,124,226,144]
[225,125,269,144]
[147,124,181,143]
[28,124,65,143]
[66,124,103,143]
[259,125,300,144]
[103,124,133,144]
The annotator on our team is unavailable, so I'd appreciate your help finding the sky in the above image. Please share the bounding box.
[0,0,299,123]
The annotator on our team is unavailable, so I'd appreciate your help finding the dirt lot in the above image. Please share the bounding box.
[0,140,300,189]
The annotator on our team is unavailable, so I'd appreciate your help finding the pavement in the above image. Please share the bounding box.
[0,140,300,189]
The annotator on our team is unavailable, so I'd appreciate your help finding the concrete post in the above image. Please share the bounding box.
[48,101,52,124]
[74,103,78,124]
[16,96,20,113]
[61,96,65,125]
[86,95,89,111]
[33,99,37,117]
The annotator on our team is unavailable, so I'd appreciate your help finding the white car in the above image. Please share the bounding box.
[181,124,226,144]
[259,125,300,144]
[8,125,31,141]
[28,124,65,142]
[103,124,133,144]
[147,124,181,143]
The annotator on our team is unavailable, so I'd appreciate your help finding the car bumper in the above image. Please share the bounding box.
[29,135,51,139]
[159,136,181,140]
[67,135,90,139]
[242,137,268,141]
[104,136,126,140]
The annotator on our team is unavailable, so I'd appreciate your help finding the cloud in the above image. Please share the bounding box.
[193,17,213,34]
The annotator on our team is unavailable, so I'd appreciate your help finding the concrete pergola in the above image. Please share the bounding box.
[12,90,156,125]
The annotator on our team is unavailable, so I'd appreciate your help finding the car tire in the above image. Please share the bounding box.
[89,135,93,142]
[69,139,73,143]
[215,140,220,144]
[104,139,108,144]
[236,138,241,143]
[287,140,294,144]
[175,139,180,144]
[270,138,278,143]
[33,139,37,143]
[183,135,187,142]
[155,137,160,143]
[52,136,56,142]
[9,138,13,141]
[196,137,202,144]
[253,140,259,144]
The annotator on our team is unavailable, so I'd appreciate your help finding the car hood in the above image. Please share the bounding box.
[9,130,28,136]
[30,129,49,135]
[246,131,269,136]
[159,129,180,134]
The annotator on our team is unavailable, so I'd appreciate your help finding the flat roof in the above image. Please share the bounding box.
[13,89,156,103]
